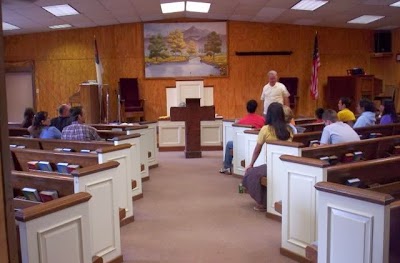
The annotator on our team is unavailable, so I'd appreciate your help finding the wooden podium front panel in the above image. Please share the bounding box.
[79,84,100,124]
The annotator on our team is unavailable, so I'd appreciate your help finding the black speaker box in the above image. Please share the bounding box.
[374,31,392,53]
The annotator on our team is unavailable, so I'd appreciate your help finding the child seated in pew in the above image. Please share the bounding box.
[28,111,62,139]
[353,98,376,128]
[242,102,294,212]
[314,108,324,123]
[379,100,399,125]
[219,100,265,174]
[320,109,360,145]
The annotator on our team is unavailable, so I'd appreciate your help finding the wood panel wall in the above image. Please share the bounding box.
[4,21,386,121]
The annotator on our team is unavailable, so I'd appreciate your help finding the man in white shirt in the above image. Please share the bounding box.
[320,109,360,145]
[260,70,290,115]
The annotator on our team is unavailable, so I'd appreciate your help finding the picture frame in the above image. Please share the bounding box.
[143,22,228,79]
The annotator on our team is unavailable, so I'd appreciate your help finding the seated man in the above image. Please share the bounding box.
[353,98,376,128]
[320,109,360,145]
[61,106,101,141]
[220,100,265,174]
[50,104,71,131]
[337,97,356,126]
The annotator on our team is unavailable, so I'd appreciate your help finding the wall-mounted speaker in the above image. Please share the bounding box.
[374,31,392,53]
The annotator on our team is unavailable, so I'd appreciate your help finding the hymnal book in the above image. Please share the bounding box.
[27,161,39,170]
[39,190,59,202]
[369,133,382,139]
[80,149,91,153]
[393,146,400,155]
[38,161,53,172]
[354,151,363,161]
[309,140,320,147]
[62,148,74,152]
[22,187,41,202]
[328,155,339,165]
[56,162,69,174]
[346,178,362,187]
[320,156,330,163]
[16,145,26,149]
[53,148,63,152]
[10,144,17,148]
[342,153,354,163]
[67,164,80,173]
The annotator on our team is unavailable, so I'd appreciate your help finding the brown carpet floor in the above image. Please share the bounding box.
[121,151,296,263]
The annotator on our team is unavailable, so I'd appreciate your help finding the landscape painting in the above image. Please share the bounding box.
[144,22,228,78]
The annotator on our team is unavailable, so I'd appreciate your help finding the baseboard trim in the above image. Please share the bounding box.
[149,164,159,169]
[120,215,135,227]
[159,146,223,152]
[142,176,150,182]
[280,247,311,263]
[132,193,144,201]
[106,255,123,263]
[265,212,282,222]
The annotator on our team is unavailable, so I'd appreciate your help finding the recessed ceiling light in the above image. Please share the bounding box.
[390,1,400,7]
[49,24,72,29]
[348,15,384,24]
[291,0,328,11]
[186,1,211,13]
[42,4,79,17]
[160,1,185,14]
[3,22,20,31]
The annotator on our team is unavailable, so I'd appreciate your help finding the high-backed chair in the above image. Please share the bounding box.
[119,78,145,122]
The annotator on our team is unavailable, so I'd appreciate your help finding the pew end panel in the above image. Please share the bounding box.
[266,142,304,217]
[222,120,235,161]
[243,130,266,168]
[279,155,329,258]
[16,192,93,263]
[232,125,253,176]
[315,182,393,263]
[72,161,123,263]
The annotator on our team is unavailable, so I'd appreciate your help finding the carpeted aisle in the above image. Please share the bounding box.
[121,151,296,263]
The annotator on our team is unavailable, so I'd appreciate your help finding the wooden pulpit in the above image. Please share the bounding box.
[170,98,215,158]
[69,84,100,124]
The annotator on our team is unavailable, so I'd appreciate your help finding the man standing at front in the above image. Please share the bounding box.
[260,70,290,116]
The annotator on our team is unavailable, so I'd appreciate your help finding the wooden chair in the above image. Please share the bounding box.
[119,78,145,122]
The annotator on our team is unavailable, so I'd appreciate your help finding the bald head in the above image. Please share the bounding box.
[268,70,278,85]
[58,104,71,117]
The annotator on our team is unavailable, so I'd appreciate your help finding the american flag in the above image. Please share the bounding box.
[94,37,103,85]
[310,32,320,100]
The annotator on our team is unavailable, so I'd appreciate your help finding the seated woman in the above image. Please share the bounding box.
[242,102,294,212]
[28,111,62,139]
[379,100,398,125]
[22,107,35,128]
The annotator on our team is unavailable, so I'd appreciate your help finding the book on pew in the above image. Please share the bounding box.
[39,190,59,202]
[62,148,74,152]
[354,151,363,161]
[80,149,97,154]
[320,156,330,163]
[38,161,53,172]
[56,162,69,174]
[27,161,39,170]
[16,145,26,149]
[328,155,339,165]
[10,144,17,148]
[54,148,63,152]
[345,178,362,187]
[309,140,320,147]
[67,164,80,173]
[369,133,382,139]
[342,153,354,163]
[22,188,41,202]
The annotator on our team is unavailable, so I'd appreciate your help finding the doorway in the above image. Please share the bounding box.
[5,72,34,122]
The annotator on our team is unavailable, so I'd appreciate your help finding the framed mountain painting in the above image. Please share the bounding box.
[144,22,228,78]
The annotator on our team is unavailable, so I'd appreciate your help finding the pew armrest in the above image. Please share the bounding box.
[95,143,131,154]
[15,192,91,222]
[71,161,120,177]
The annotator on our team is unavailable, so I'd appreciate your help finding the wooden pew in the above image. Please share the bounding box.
[315,181,400,263]
[11,160,123,263]
[15,192,94,263]
[297,122,324,132]
[9,137,42,149]
[9,127,30,137]
[91,122,159,170]
[279,154,400,260]
[93,124,152,181]
[11,143,135,225]
[97,130,148,183]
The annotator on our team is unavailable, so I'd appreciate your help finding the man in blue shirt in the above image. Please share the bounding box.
[320,109,360,145]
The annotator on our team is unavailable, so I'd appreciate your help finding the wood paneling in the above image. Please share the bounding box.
[5,21,387,121]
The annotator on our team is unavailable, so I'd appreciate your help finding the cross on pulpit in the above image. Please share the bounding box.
[170,98,215,158]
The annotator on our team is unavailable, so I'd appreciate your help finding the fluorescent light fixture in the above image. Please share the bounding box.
[348,15,384,24]
[42,4,79,17]
[49,24,72,29]
[186,1,211,13]
[161,1,185,13]
[390,1,400,7]
[3,22,20,30]
[291,0,328,11]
